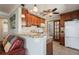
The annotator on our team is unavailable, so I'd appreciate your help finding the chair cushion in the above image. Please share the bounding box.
[9,37,23,51]
[2,35,24,52]
[3,35,17,52]
[2,35,10,47]
[4,41,11,52]
[2,35,15,47]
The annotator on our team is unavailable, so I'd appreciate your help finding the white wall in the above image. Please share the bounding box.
[48,21,54,36]
[8,6,22,34]
[0,11,8,19]
[0,11,8,40]
[0,19,3,40]
[47,20,54,40]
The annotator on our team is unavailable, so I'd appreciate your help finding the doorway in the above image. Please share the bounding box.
[53,20,60,42]
[0,18,8,40]
[46,21,53,55]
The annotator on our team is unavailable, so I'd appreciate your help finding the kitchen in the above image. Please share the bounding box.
[17,5,48,55]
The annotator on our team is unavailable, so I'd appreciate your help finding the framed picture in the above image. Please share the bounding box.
[10,14,16,29]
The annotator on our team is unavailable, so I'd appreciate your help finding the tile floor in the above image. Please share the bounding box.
[53,41,79,55]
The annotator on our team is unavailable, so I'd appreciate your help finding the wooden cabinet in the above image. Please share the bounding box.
[22,8,45,27]
[46,42,53,55]
[34,16,37,26]
[37,17,40,26]
[31,15,35,25]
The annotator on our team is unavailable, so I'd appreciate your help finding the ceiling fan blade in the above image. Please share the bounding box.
[40,11,47,15]
[52,8,57,12]
[48,9,51,12]
[40,12,43,15]
[42,14,47,16]
[53,12,59,14]
[43,10,48,12]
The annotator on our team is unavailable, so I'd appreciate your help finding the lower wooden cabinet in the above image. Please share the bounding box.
[46,41,53,55]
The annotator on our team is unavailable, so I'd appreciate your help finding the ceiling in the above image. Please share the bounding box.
[25,4,79,14]
[25,4,79,20]
[0,4,19,14]
[0,4,79,20]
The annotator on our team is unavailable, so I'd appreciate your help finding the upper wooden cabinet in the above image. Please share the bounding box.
[22,8,45,27]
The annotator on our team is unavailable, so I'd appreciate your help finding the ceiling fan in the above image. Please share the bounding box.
[40,8,59,17]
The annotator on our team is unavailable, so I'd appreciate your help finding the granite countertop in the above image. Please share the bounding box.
[16,32,47,38]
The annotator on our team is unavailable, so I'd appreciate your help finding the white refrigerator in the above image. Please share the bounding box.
[65,19,79,50]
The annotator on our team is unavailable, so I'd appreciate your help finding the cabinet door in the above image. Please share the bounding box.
[38,19,41,26]
[32,15,35,25]
[27,14,30,26]
[34,16,37,25]
[31,16,33,25]
[37,18,39,26]
[46,42,53,55]
[28,14,34,25]
[29,14,32,26]
[36,17,39,26]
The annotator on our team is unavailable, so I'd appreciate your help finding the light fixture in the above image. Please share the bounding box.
[21,14,25,18]
[21,4,25,7]
[40,23,45,28]
[48,12,53,17]
[21,4,25,18]
[32,4,38,12]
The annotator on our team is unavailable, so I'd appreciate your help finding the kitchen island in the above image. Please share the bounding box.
[20,35,47,55]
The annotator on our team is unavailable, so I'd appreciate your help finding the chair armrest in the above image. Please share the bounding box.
[0,41,4,52]
[0,51,5,55]
[0,41,2,45]
[7,48,26,55]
